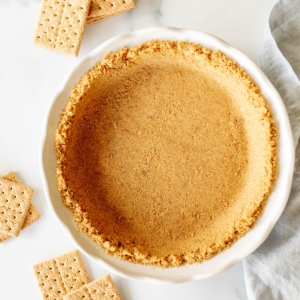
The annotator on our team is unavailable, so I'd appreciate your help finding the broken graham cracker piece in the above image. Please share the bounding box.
[33,250,90,300]
[0,172,39,243]
[63,274,122,300]
[33,0,91,57]
[88,0,135,20]
[2,171,19,183]
[0,177,33,237]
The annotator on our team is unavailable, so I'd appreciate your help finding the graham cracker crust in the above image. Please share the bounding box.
[55,40,277,267]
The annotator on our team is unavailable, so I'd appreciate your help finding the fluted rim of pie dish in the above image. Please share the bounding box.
[40,27,294,284]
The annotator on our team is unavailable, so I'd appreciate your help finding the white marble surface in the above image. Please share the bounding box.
[0,0,278,299]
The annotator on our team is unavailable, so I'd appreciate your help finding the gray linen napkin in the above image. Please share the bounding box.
[243,0,300,299]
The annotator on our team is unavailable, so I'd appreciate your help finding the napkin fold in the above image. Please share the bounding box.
[243,0,300,299]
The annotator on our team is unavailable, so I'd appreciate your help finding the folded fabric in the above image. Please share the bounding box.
[243,0,300,299]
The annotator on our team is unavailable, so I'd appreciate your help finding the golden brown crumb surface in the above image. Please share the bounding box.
[55,40,277,268]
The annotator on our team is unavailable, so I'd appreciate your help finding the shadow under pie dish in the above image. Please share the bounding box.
[41,27,294,283]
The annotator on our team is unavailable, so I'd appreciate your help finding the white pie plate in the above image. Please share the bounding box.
[40,27,294,284]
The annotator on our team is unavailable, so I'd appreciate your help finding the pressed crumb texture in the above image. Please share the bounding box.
[55,40,277,268]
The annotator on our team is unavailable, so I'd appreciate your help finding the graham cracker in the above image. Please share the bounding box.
[63,275,122,300]
[86,9,130,25]
[0,177,33,237]
[33,250,90,300]
[86,15,111,25]
[88,0,135,20]
[33,0,92,56]
[21,202,40,230]
[0,172,40,243]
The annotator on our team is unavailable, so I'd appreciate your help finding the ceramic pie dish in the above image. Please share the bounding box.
[40,27,294,284]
